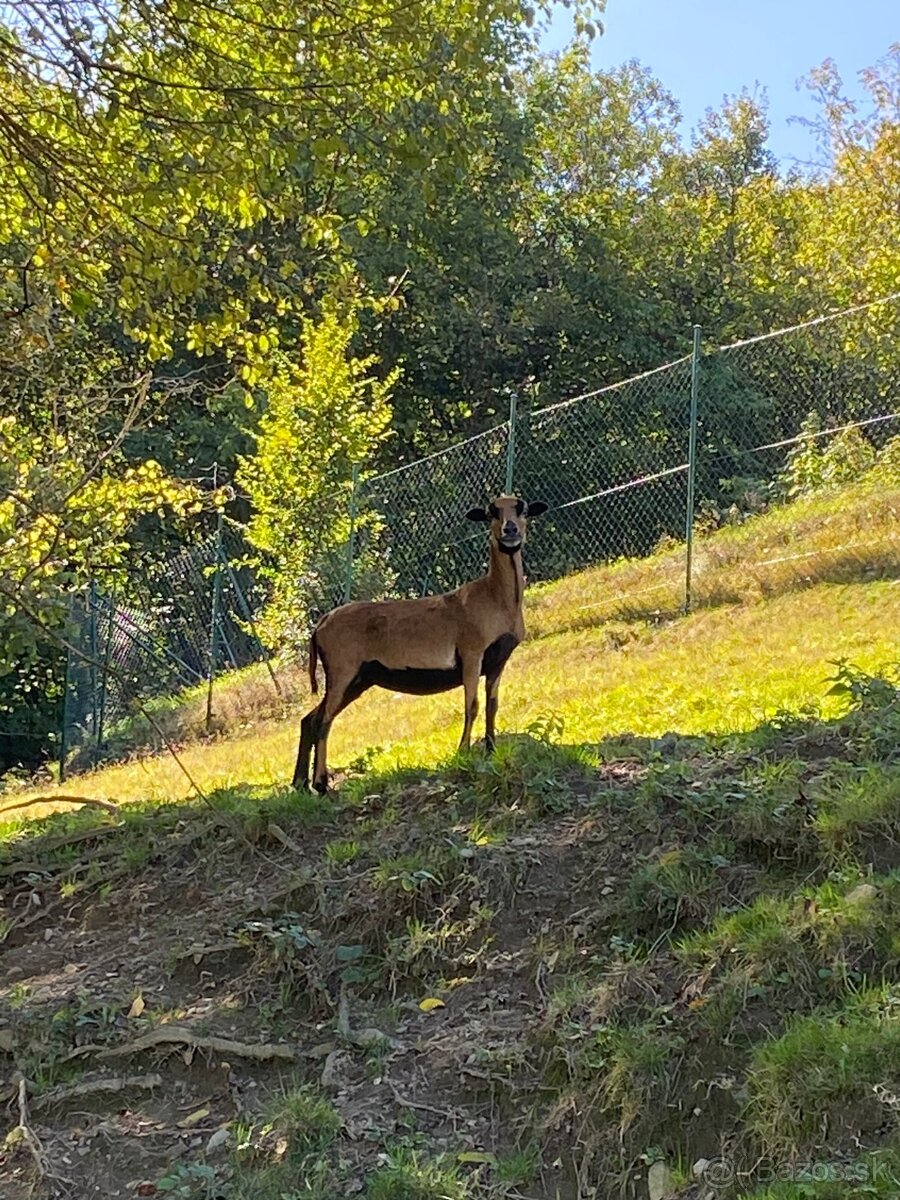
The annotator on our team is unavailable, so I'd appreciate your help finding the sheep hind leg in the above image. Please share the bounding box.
[311,673,370,794]
[292,702,324,791]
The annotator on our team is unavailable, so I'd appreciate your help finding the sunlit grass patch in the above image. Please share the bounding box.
[526,476,900,640]
[679,871,900,1001]
[4,470,899,825]
[815,765,900,851]
[746,985,900,1159]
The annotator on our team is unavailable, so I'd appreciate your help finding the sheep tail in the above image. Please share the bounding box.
[308,629,319,696]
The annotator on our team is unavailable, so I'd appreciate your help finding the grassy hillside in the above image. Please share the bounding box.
[1,477,899,1200]
[5,474,898,822]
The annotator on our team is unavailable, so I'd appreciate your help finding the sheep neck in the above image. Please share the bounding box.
[488,539,524,611]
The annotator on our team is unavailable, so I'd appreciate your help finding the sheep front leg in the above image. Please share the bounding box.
[458,656,481,752]
[484,668,503,754]
[311,670,370,794]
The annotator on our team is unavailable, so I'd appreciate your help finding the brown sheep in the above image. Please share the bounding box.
[292,494,547,791]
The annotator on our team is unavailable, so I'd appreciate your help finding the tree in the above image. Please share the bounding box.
[794,45,900,306]
[0,380,207,768]
[237,290,398,643]
[1,0,602,365]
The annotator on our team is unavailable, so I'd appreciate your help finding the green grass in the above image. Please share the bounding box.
[679,870,900,1013]
[366,1151,468,1200]
[737,1147,900,1199]
[747,985,900,1159]
[211,1085,343,1199]
[3,474,900,1200]
[5,471,896,823]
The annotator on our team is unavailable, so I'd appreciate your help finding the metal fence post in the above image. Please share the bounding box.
[222,546,282,697]
[59,591,80,782]
[88,580,99,740]
[343,463,360,604]
[59,636,73,783]
[684,324,702,614]
[96,593,114,753]
[505,389,518,494]
[206,471,224,732]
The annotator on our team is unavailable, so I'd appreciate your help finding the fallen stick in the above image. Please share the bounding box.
[266,822,304,854]
[31,1073,164,1111]
[0,795,119,817]
[95,1026,297,1063]
[386,1078,455,1121]
[176,938,244,964]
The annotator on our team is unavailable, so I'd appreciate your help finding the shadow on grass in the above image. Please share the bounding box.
[5,662,898,866]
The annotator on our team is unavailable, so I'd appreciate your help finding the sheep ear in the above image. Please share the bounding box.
[466,506,491,522]
[527,501,548,517]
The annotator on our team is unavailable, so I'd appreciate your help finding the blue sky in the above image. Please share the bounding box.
[541,0,897,166]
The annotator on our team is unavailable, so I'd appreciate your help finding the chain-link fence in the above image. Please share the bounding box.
[58,518,271,775]
[44,292,900,775]
[332,294,900,611]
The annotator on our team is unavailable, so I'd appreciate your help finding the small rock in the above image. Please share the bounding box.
[308,1040,337,1059]
[692,1158,710,1179]
[648,1161,673,1200]
[846,883,878,905]
[205,1127,231,1154]
[321,1049,349,1090]
[601,886,614,896]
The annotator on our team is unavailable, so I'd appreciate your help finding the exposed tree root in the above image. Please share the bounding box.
[266,822,305,854]
[95,1026,298,1063]
[31,1073,164,1112]
[4,1077,49,1188]
[386,1078,456,1121]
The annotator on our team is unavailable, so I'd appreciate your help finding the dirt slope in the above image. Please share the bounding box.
[3,672,900,1199]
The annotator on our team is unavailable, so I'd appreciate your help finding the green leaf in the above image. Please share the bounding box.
[336,944,365,962]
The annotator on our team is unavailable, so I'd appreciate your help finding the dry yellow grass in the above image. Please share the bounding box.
[527,476,900,638]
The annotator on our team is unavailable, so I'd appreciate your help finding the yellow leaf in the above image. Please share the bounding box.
[178,1107,210,1128]
[127,993,146,1019]
[419,997,446,1013]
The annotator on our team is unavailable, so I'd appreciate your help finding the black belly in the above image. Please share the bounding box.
[360,634,519,697]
